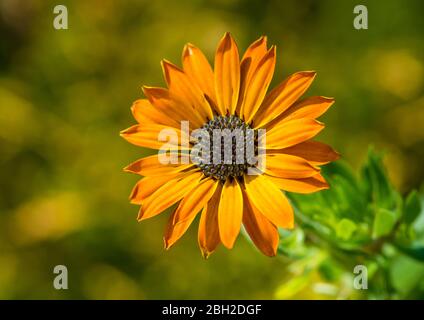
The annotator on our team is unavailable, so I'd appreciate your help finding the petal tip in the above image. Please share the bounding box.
[267,45,276,57]
[305,70,317,77]
[321,95,335,101]
[183,43,196,58]
[201,250,211,259]
[221,238,236,249]
[223,243,234,250]
[137,204,152,221]
[120,125,138,136]
[163,238,172,250]
[314,119,325,127]
[296,70,317,79]
[260,35,268,43]
[334,149,342,160]
[287,219,295,229]
[264,250,277,257]
[220,31,235,46]
[161,58,175,71]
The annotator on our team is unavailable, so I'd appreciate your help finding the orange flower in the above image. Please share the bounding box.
[121,33,339,257]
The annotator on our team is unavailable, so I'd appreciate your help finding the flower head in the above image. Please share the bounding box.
[121,33,339,257]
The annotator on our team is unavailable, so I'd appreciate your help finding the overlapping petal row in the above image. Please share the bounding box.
[121,33,339,257]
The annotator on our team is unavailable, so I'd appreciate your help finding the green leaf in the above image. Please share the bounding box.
[390,254,424,295]
[274,274,311,299]
[360,148,395,210]
[278,228,307,258]
[404,190,422,225]
[322,160,359,190]
[336,218,357,240]
[372,208,397,239]
[396,245,424,262]
[332,176,367,221]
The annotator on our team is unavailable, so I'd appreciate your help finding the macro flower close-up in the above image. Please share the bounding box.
[121,32,339,257]
[1,0,423,303]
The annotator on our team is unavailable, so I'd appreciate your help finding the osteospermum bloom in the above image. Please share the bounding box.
[121,33,339,257]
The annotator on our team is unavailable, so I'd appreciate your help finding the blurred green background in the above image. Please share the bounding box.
[0,0,423,299]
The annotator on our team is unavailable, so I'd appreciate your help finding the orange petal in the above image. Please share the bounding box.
[182,43,217,106]
[162,60,213,123]
[124,154,193,176]
[120,124,190,150]
[214,32,240,115]
[129,173,182,205]
[218,178,243,248]
[164,178,218,249]
[253,71,316,128]
[137,171,202,221]
[237,36,268,114]
[243,192,279,257]
[265,173,329,194]
[131,99,180,128]
[241,46,276,123]
[198,183,222,258]
[265,154,320,178]
[143,86,203,129]
[279,96,334,122]
[275,140,340,165]
[265,118,324,149]
[244,174,294,228]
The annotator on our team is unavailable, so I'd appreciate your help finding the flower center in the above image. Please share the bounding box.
[194,115,258,181]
